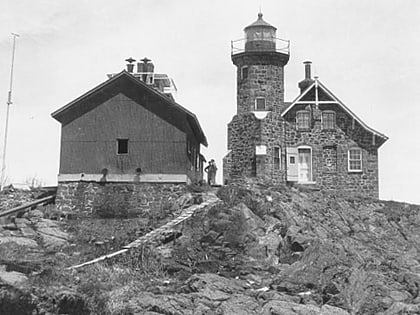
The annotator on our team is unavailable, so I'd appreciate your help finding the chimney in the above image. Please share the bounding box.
[137,62,145,73]
[304,61,311,80]
[146,62,154,73]
[298,61,314,93]
[125,57,136,73]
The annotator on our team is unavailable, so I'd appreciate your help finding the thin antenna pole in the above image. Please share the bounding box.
[1,33,19,190]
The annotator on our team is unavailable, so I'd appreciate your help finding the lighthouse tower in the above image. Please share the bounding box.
[232,12,289,114]
[223,13,290,184]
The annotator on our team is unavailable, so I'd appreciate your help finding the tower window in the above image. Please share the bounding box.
[296,110,310,130]
[255,97,266,111]
[348,148,362,172]
[241,66,248,80]
[322,110,336,130]
[274,147,280,170]
[117,139,129,155]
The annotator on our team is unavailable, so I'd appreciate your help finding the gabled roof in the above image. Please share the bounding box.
[52,71,207,146]
[281,79,388,142]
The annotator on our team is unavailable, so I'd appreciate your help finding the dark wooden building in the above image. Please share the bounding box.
[52,66,207,184]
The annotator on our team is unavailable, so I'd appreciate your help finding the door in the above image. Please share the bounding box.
[298,148,312,182]
[286,147,298,181]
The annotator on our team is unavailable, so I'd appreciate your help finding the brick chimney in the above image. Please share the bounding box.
[298,61,314,93]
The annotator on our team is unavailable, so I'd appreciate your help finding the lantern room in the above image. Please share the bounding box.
[244,13,277,51]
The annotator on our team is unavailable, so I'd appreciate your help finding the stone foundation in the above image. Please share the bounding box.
[56,181,188,217]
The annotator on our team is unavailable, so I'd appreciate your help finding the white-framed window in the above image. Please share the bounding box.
[296,110,310,130]
[322,110,336,130]
[348,148,362,172]
[117,139,129,155]
[241,66,248,80]
[255,97,266,111]
[274,146,280,170]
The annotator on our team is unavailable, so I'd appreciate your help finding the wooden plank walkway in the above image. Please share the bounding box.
[68,192,220,270]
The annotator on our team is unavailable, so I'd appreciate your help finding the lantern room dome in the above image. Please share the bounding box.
[244,13,277,31]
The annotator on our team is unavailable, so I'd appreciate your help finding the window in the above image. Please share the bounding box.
[187,139,192,155]
[322,111,336,130]
[296,110,310,130]
[274,147,280,170]
[117,139,128,154]
[255,97,266,111]
[241,66,248,80]
[348,148,362,172]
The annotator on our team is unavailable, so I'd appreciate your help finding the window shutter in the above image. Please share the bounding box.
[286,147,298,181]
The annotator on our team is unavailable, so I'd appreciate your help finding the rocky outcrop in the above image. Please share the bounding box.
[151,181,420,314]
[0,181,419,314]
[0,212,69,253]
[112,273,350,315]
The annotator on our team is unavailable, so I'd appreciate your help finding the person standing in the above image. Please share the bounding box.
[204,159,217,185]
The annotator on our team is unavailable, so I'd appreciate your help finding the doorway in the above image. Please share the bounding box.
[298,148,312,182]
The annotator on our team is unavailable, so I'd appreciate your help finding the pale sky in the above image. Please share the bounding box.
[0,0,419,203]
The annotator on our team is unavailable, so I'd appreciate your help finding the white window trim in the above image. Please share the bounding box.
[296,110,311,130]
[348,148,363,172]
[255,97,266,111]
[321,110,336,130]
[241,66,248,80]
[297,145,314,183]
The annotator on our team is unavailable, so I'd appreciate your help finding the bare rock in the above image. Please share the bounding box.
[34,218,69,250]
[261,300,349,315]
[0,236,38,248]
[27,209,44,218]
[0,265,28,286]
[186,273,248,294]
[216,295,260,314]
[127,292,194,315]
[377,302,420,315]
[39,233,68,250]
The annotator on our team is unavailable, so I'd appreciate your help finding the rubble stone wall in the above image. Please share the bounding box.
[232,53,289,115]
[236,63,285,114]
[56,181,187,217]
[259,112,287,185]
[225,113,260,181]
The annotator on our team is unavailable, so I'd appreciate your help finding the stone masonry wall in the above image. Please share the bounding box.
[232,53,288,115]
[258,112,287,185]
[225,113,261,181]
[283,105,379,198]
[56,182,187,217]
[224,112,287,186]
[236,64,284,115]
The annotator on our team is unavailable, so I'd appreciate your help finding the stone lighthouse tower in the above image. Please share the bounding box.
[223,13,290,184]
